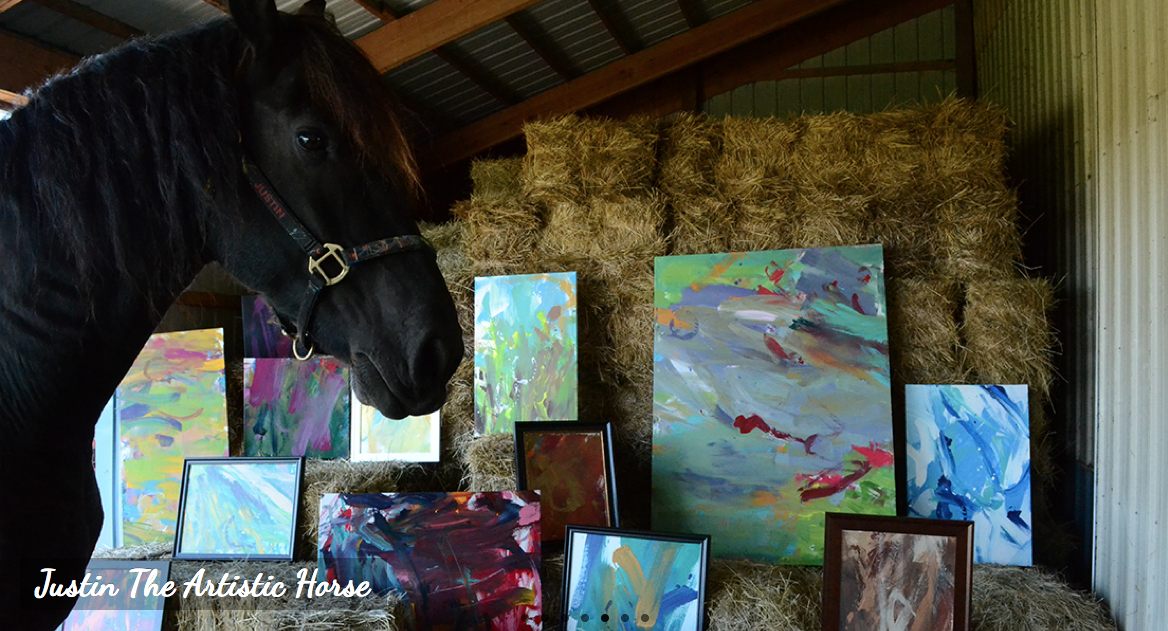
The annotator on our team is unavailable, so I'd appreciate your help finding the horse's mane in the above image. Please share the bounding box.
[0,12,418,300]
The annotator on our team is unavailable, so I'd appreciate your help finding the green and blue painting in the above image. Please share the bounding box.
[652,245,896,564]
[474,272,578,435]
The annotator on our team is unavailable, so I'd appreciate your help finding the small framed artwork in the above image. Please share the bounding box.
[515,421,618,548]
[57,560,169,631]
[563,526,709,630]
[173,457,302,561]
[823,512,973,631]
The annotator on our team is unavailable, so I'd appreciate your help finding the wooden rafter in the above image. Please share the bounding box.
[424,0,852,170]
[585,0,640,55]
[29,0,142,40]
[0,29,78,94]
[355,0,542,74]
[1,88,28,108]
[675,0,706,29]
[0,0,24,13]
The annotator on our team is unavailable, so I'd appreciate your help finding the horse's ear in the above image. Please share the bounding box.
[229,0,280,48]
[297,0,328,19]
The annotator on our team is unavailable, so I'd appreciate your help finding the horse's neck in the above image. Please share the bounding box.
[0,252,203,437]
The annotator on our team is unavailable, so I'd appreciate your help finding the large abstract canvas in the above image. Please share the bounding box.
[652,245,895,564]
[57,560,170,631]
[350,401,440,462]
[319,491,542,630]
[242,295,293,358]
[117,328,229,545]
[562,526,709,631]
[174,457,301,560]
[474,272,578,435]
[905,384,1032,565]
[243,358,350,458]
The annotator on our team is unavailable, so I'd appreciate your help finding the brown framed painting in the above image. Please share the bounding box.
[514,421,618,549]
[823,512,973,631]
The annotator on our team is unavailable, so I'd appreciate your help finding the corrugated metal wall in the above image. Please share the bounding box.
[977,0,1167,627]
[704,7,956,117]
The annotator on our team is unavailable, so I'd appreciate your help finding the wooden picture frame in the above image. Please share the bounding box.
[823,512,973,631]
[173,457,302,561]
[514,421,618,549]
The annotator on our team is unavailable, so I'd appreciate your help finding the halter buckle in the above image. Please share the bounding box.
[308,243,350,286]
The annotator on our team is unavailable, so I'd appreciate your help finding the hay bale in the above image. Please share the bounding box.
[299,459,437,559]
[442,358,475,459]
[470,157,524,204]
[886,278,968,384]
[972,565,1117,631]
[937,187,1024,281]
[168,560,403,631]
[706,559,823,631]
[659,112,722,198]
[715,116,802,205]
[92,542,172,560]
[461,433,516,492]
[962,278,1057,403]
[452,199,542,277]
[792,190,872,250]
[669,197,738,255]
[523,116,659,204]
[729,201,803,252]
[536,195,668,267]
[541,552,566,629]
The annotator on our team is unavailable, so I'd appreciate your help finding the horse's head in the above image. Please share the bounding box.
[213,0,462,418]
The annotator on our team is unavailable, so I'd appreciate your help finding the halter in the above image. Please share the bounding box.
[241,153,433,360]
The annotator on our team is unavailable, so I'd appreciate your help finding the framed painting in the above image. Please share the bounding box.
[319,491,542,630]
[652,245,896,564]
[117,328,229,545]
[562,526,709,631]
[173,457,302,561]
[905,384,1031,565]
[56,560,169,631]
[349,400,440,462]
[823,513,972,631]
[514,421,618,549]
[474,272,578,435]
[243,357,350,458]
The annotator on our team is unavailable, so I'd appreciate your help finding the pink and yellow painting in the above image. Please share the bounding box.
[58,561,169,631]
[117,328,228,545]
[243,357,350,458]
[241,295,293,358]
[652,245,896,564]
[319,491,542,630]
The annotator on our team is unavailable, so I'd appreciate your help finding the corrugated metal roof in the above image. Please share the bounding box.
[520,0,625,75]
[0,2,122,56]
[614,0,687,48]
[444,19,562,101]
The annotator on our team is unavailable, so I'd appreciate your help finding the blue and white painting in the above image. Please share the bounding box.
[905,384,1032,565]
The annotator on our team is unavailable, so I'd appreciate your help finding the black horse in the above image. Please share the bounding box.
[0,0,462,626]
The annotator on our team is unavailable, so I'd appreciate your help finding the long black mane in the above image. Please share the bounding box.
[0,19,244,298]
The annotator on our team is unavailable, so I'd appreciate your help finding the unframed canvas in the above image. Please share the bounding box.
[56,560,169,631]
[243,357,350,458]
[349,400,440,462]
[652,245,896,564]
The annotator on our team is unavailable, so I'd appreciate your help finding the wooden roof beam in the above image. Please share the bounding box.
[424,0,853,170]
[675,0,706,29]
[356,0,543,74]
[584,0,641,55]
[505,14,580,82]
[0,28,78,94]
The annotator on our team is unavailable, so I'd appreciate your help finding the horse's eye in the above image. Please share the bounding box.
[296,131,326,152]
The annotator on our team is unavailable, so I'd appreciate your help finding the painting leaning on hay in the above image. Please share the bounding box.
[475,272,578,435]
[652,245,895,564]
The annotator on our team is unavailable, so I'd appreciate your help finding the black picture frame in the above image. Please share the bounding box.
[514,421,619,549]
[173,457,303,561]
[562,525,710,630]
[823,512,973,631]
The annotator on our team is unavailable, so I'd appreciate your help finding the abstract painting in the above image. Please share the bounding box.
[117,328,229,545]
[823,513,972,631]
[905,384,1032,565]
[515,421,618,548]
[174,457,301,560]
[562,526,709,631]
[350,401,440,462]
[319,491,542,630]
[242,294,293,358]
[57,560,169,631]
[243,357,350,458]
[475,272,578,435]
[652,245,895,564]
